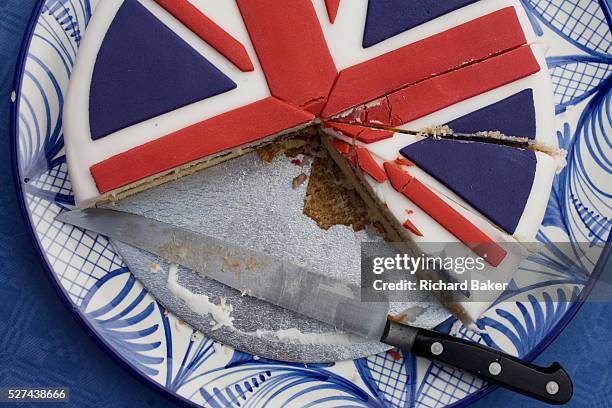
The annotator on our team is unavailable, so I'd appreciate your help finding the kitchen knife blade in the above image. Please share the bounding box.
[57,208,572,404]
[57,208,390,341]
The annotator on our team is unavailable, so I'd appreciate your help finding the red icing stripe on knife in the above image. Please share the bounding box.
[154,0,254,72]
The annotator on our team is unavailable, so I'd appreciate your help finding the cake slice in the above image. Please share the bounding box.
[321,122,559,325]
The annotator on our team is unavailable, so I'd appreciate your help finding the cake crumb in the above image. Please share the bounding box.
[246,258,258,270]
[417,125,454,139]
[223,256,241,269]
[388,349,402,361]
[292,173,308,189]
[387,313,407,323]
[256,132,313,162]
[475,130,506,139]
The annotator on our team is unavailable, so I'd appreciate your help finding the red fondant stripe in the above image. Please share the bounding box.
[236,0,337,114]
[336,45,540,127]
[154,0,254,72]
[357,128,395,143]
[395,158,415,167]
[90,98,314,193]
[402,219,424,237]
[382,45,540,126]
[355,147,387,183]
[332,139,351,154]
[325,122,394,143]
[322,7,527,117]
[402,177,507,266]
[325,0,341,23]
[324,122,361,138]
[384,162,412,191]
[383,163,506,266]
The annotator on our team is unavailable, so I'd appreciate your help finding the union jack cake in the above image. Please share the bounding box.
[64,0,563,325]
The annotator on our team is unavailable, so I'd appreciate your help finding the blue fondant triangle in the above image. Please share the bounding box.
[400,139,537,234]
[447,89,537,139]
[89,0,236,140]
[363,0,479,48]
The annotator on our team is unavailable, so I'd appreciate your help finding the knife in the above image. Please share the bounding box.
[57,208,572,404]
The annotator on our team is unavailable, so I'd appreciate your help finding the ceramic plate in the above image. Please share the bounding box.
[11,1,611,406]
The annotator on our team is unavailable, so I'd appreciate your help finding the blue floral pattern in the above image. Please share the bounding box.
[11,0,611,406]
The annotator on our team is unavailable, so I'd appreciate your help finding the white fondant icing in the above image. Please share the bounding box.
[64,0,273,206]
[167,264,235,330]
[66,0,556,208]
[313,0,540,70]
[514,151,558,242]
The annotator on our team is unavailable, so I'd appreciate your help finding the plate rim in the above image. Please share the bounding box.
[9,1,199,407]
[8,1,612,407]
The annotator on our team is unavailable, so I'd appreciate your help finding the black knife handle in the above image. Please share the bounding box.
[383,321,573,405]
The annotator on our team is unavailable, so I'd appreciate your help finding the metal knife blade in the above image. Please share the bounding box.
[57,208,574,404]
[57,208,391,341]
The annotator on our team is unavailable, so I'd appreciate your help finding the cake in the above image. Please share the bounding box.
[63,0,562,326]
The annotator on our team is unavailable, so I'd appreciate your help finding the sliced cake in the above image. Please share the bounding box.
[64,0,563,327]
[321,123,559,324]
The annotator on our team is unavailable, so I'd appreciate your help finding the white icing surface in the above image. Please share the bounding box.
[313,0,539,70]
[514,151,558,242]
[167,264,235,330]
[64,0,272,206]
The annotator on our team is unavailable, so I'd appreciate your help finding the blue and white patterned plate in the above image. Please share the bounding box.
[10,1,611,406]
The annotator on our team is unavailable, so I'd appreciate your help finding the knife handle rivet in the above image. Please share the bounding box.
[430,342,444,356]
[488,362,502,376]
[546,381,559,395]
